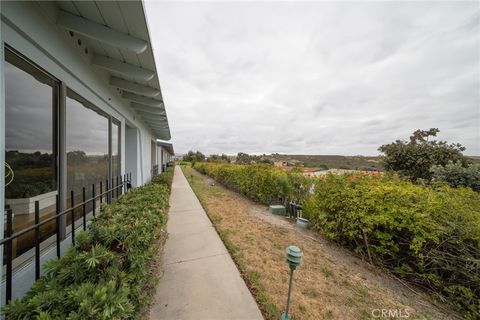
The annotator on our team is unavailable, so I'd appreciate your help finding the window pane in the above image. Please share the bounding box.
[151,140,156,167]
[66,91,109,200]
[111,121,120,179]
[4,49,57,257]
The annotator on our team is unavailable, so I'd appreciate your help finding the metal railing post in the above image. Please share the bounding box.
[34,202,40,280]
[6,208,13,303]
[70,190,75,246]
[82,187,86,231]
[56,195,61,258]
[92,184,96,217]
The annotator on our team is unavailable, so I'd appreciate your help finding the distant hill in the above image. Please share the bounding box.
[468,156,480,164]
[265,154,383,170]
[262,154,480,170]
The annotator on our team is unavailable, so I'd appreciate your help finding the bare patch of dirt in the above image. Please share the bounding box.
[183,166,459,320]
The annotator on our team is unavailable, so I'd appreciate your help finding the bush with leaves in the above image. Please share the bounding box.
[3,182,170,319]
[303,173,480,318]
[431,161,480,192]
[152,166,174,190]
[193,162,311,205]
[207,154,231,163]
[182,150,205,164]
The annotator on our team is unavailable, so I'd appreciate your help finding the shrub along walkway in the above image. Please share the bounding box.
[149,166,263,320]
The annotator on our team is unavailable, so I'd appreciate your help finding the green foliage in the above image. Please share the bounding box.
[193,162,311,205]
[235,152,272,164]
[318,163,329,170]
[378,128,467,181]
[3,183,170,319]
[431,161,480,192]
[5,150,55,198]
[207,154,231,163]
[303,173,480,318]
[182,150,205,164]
[152,167,174,190]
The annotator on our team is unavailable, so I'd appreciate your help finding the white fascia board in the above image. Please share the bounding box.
[92,54,154,81]
[131,102,165,114]
[110,76,160,97]
[122,91,162,107]
[57,10,148,54]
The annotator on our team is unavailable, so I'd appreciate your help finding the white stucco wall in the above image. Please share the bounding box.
[0,15,6,308]
[0,1,163,302]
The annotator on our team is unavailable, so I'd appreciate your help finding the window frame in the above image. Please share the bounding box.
[4,44,123,239]
[110,118,121,180]
[4,44,60,206]
[65,88,122,196]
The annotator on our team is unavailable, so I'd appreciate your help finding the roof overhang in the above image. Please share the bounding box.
[157,141,174,155]
[55,0,171,140]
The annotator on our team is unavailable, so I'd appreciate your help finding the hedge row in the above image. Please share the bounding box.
[194,162,480,318]
[304,174,480,318]
[152,166,174,190]
[194,162,311,205]
[4,176,171,319]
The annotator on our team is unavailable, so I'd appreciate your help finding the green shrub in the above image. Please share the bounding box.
[152,167,174,190]
[431,161,480,192]
[3,183,170,319]
[318,163,329,170]
[303,173,480,318]
[193,162,311,204]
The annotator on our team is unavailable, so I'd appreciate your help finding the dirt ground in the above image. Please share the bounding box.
[181,165,460,320]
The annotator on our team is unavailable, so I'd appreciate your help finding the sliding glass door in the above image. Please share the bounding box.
[4,48,59,257]
[66,90,109,198]
[3,46,123,260]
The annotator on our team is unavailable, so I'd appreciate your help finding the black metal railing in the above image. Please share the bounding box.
[1,173,132,303]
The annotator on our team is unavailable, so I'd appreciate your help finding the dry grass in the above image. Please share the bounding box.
[181,165,459,320]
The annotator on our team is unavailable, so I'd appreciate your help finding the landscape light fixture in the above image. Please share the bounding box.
[281,245,303,320]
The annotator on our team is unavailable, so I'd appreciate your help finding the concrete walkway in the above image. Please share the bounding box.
[150,166,263,320]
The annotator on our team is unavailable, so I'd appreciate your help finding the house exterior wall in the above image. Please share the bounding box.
[0,1,164,303]
[0,18,5,308]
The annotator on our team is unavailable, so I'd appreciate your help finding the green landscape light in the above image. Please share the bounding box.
[281,245,303,320]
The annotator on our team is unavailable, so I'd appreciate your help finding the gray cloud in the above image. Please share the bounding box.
[145,1,480,155]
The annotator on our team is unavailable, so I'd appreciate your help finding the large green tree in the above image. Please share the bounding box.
[182,150,205,163]
[378,128,467,181]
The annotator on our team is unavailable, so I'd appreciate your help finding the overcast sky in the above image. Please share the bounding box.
[145,1,480,156]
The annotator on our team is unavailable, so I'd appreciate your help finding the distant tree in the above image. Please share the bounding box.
[378,128,467,181]
[318,163,329,170]
[236,152,252,164]
[183,150,205,164]
[67,151,88,165]
[221,154,231,163]
[431,161,480,191]
[182,151,195,162]
[207,154,219,162]
[235,152,273,165]
[194,151,205,162]
[207,154,230,163]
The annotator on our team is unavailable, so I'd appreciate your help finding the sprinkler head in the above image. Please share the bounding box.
[285,245,303,270]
